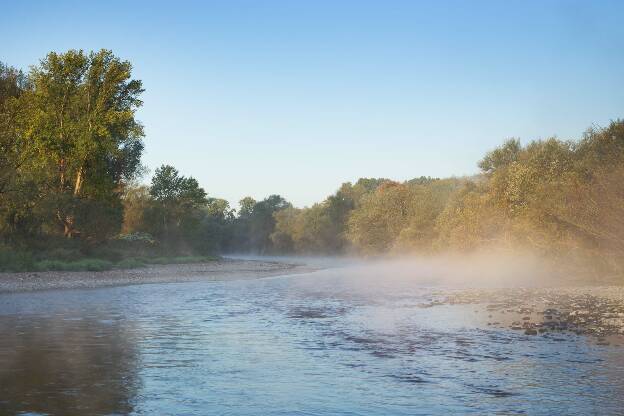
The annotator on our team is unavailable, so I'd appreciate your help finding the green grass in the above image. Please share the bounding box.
[115,257,147,269]
[0,250,219,273]
[0,249,36,272]
[34,258,114,272]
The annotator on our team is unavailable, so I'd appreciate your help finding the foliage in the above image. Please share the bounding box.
[1,50,624,279]
[234,194,291,253]
[0,50,144,246]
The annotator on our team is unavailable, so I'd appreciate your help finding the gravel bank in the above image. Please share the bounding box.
[0,258,311,294]
[423,286,624,343]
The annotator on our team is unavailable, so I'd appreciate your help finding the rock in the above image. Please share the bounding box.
[525,329,538,335]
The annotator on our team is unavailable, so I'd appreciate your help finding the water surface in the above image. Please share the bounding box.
[1,264,623,415]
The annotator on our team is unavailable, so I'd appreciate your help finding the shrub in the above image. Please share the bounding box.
[75,259,113,272]
[34,260,68,271]
[116,258,146,269]
[0,249,36,272]
[34,258,113,272]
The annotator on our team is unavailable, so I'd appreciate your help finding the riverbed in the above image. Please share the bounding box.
[1,259,623,415]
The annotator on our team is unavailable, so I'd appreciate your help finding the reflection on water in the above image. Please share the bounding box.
[0,315,139,415]
[0,266,623,415]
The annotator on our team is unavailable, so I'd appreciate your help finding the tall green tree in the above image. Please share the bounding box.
[235,195,290,253]
[0,62,48,244]
[147,165,207,249]
[0,63,28,199]
[23,49,144,239]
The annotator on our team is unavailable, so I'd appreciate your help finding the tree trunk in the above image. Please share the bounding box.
[74,166,83,195]
[59,158,66,190]
[64,221,73,238]
[57,210,75,238]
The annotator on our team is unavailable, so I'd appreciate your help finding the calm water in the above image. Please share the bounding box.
[1,262,623,415]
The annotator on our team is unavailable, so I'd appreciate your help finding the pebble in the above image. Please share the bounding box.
[439,286,624,340]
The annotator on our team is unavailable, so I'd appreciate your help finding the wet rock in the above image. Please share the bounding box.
[440,286,624,340]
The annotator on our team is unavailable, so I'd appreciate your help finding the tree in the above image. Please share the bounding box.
[270,207,300,252]
[478,138,521,174]
[236,195,290,253]
[121,185,152,234]
[238,197,256,218]
[23,49,144,238]
[198,198,236,253]
[396,179,462,251]
[0,63,27,192]
[435,182,506,250]
[147,165,207,249]
[347,182,413,254]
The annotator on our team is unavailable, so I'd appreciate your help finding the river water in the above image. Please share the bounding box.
[1,260,623,415]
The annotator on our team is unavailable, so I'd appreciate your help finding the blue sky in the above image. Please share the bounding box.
[3,1,623,207]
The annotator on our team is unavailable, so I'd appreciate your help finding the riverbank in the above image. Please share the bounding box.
[429,286,624,343]
[0,258,310,294]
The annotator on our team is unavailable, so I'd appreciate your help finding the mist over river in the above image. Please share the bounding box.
[1,257,623,415]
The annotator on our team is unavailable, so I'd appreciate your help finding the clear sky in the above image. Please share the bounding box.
[2,1,623,208]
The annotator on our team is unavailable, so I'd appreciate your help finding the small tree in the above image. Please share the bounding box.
[147,165,207,251]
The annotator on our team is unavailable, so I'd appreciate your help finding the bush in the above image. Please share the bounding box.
[0,249,216,273]
[83,246,124,262]
[116,232,157,244]
[116,258,146,269]
[34,258,113,272]
[34,260,69,271]
[112,232,159,258]
[0,248,36,272]
[74,259,113,272]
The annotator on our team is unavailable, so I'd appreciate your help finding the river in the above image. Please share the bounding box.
[1,259,623,415]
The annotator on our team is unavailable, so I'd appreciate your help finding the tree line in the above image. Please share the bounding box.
[1,50,623,277]
[267,125,624,278]
[267,125,624,277]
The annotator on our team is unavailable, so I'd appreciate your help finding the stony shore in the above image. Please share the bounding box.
[0,258,310,294]
[422,286,624,344]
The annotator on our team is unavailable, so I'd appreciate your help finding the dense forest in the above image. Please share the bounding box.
[1,50,623,277]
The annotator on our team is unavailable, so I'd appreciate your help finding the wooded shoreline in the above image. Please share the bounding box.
[2,51,623,281]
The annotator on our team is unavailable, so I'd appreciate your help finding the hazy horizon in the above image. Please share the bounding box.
[3,0,624,208]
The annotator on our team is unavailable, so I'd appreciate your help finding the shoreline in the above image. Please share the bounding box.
[0,258,313,294]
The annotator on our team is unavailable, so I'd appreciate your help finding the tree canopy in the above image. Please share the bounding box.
[1,49,624,279]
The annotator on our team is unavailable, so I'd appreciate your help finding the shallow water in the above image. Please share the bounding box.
[1,264,623,415]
